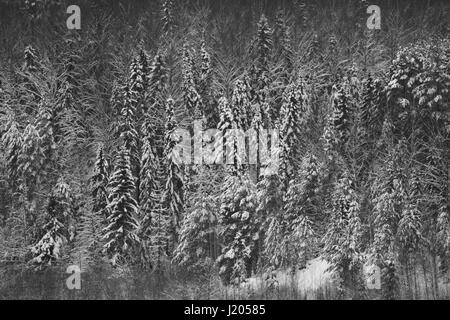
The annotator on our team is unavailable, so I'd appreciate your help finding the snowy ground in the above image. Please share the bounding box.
[224,258,335,299]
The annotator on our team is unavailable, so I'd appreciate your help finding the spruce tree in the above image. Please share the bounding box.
[18,124,44,199]
[323,172,363,296]
[182,44,202,118]
[173,167,220,273]
[274,10,294,84]
[217,174,258,285]
[31,178,73,266]
[139,112,159,233]
[119,85,139,172]
[249,14,273,123]
[91,146,109,219]
[129,48,150,116]
[103,148,140,265]
[161,0,175,36]
[22,45,40,73]
[162,98,184,248]
[279,79,311,189]
[265,154,321,269]
[1,115,23,189]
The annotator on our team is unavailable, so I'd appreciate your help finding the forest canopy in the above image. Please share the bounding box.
[0,0,449,300]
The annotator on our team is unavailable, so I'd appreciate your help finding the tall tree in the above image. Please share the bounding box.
[103,148,140,265]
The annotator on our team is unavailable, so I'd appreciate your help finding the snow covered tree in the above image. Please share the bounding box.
[217,174,258,285]
[162,98,184,248]
[148,51,167,111]
[91,146,109,219]
[323,172,363,297]
[274,10,294,84]
[215,95,245,175]
[256,172,284,267]
[173,167,220,273]
[161,0,175,36]
[248,15,273,123]
[35,97,59,165]
[199,39,212,95]
[22,44,40,73]
[279,79,311,189]
[129,48,150,116]
[139,113,159,232]
[216,90,260,284]
[72,150,109,270]
[251,14,273,75]
[139,104,170,269]
[398,168,423,252]
[198,39,214,125]
[17,124,44,199]
[103,148,140,265]
[230,78,252,130]
[370,139,407,298]
[181,44,203,118]
[31,178,74,267]
[1,114,23,189]
[322,83,353,159]
[265,154,321,270]
[119,85,139,173]
[360,75,385,144]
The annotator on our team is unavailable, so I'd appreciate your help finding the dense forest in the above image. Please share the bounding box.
[0,0,449,300]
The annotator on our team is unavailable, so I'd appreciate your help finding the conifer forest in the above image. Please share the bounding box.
[0,0,449,300]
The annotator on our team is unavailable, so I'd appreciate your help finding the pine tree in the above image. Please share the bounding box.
[326,34,340,83]
[103,148,140,265]
[31,178,73,266]
[251,15,273,74]
[129,48,150,116]
[274,10,294,84]
[146,52,168,162]
[35,97,59,165]
[265,154,321,270]
[360,75,385,143]
[139,114,159,228]
[370,139,407,297]
[173,167,219,273]
[215,95,245,174]
[148,51,167,110]
[199,39,212,95]
[279,79,311,189]
[198,39,214,124]
[230,78,252,130]
[323,172,363,296]
[161,0,175,36]
[217,174,258,285]
[162,98,184,248]
[256,172,284,267]
[181,44,203,118]
[249,15,273,122]
[22,44,40,73]
[74,201,106,272]
[381,254,400,299]
[398,167,423,252]
[91,146,109,219]
[1,114,23,189]
[322,83,353,159]
[18,124,44,198]
[119,85,139,170]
